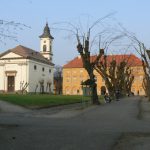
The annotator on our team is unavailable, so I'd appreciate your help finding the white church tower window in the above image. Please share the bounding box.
[43,45,47,52]
[39,22,54,61]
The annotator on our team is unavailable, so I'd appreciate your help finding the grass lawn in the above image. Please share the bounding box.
[0,94,105,109]
[0,94,91,108]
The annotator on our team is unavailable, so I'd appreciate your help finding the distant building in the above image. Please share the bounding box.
[63,54,145,95]
[0,23,54,93]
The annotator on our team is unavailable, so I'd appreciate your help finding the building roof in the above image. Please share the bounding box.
[0,45,54,66]
[39,23,54,39]
[63,54,142,68]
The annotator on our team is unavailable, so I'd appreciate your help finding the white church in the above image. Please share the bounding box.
[0,23,54,93]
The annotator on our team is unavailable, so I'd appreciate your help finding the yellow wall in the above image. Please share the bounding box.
[130,66,145,95]
[63,66,145,95]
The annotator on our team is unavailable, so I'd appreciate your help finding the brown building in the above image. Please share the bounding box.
[63,54,145,95]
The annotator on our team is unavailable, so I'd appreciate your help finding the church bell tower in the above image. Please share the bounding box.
[39,22,54,62]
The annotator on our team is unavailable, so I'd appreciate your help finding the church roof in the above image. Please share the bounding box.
[0,45,54,66]
[63,54,142,68]
[39,23,54,39]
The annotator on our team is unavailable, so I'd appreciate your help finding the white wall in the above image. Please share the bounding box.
[40,37,53,61]
[1,52,22,59]
[0,64,5,91]
[0,59,29,92]
[0,58,54,93]
[28,59,54,93]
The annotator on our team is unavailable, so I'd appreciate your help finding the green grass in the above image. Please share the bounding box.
[0,94,92,108]
[0,94,105,109]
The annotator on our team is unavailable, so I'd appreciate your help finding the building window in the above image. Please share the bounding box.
[49,69,51,73]
[34,65,37,70]
[80,74,83,77]
[44,40,46,43]
[42,67,45,72]
[66,73,70,77]
[43,45,47,52]
[137,67,142,72]
[66,78,70,82]
[73,77,77,82]
[73,74,76,77]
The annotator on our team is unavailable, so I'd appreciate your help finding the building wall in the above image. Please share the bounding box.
[63,66,145,95]
[1,52,22,59]
[0,59,29,92]
[28,59,54,93]
[131,66,145,95]
[63,68,86,95]
[0,58,54,93]
[63,68,103,95]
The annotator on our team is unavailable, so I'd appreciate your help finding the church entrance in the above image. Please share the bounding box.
[7,76,15,92]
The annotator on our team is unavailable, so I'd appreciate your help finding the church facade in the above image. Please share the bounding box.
[0,23,54,93]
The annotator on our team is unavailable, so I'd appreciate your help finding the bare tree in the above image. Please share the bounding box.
[142,59,150,99]
[0,19,30,44]
[39,79,44,94]
[77,33,104,104]
[75,13,126,104]
[134,42,150,100]
[54,65,62,95]
[95,55,134,98]
[52,13,128,104]
[124,33,150,100]
[46,79,52,94]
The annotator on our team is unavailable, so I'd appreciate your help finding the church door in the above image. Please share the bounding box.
[7,76,15,92]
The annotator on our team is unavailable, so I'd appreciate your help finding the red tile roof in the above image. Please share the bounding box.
[63,54,142,68]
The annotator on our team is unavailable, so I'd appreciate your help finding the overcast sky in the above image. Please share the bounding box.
[0,0,150,65]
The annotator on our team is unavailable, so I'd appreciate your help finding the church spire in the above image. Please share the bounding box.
[39,22,54,62]
[39,22,54,39]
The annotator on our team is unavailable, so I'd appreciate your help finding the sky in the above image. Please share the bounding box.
[0,0,150,66]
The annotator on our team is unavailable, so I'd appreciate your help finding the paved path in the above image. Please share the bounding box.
[0,100,30,113]
[0,96,150,150]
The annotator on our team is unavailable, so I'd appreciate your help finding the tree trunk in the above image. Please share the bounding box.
[91,82,100,104]
[89,72,100,104]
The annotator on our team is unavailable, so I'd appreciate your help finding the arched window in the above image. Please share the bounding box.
[43,45,47,52]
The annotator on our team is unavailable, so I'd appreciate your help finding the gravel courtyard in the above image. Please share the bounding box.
[0,96,150,150]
